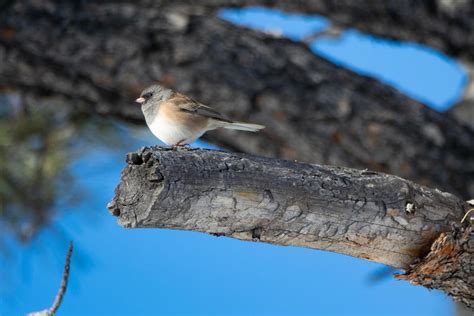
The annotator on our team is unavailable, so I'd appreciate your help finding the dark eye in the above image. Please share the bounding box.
[143,92,153,99]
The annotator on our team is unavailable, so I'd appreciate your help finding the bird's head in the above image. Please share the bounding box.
[135,84,172,108]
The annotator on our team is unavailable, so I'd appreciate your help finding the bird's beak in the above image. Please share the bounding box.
[135,97,145,104]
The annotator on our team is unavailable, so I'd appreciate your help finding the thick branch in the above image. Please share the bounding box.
[196,0,474,63]
[1,1,473,198]
[108,147,469,273]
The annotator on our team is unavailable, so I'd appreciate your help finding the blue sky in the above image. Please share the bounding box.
[1,6,466,316]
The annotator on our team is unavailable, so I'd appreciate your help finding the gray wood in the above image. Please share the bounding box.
[108,147,473,307]
[108,147,468,268]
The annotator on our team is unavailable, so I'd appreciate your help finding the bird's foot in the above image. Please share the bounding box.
[171,140,188,151]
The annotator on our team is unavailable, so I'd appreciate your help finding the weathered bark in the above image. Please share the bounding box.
[108,147,473,307]
[396,224,473,309]
[1,1,473,198]
[108,147,470,273]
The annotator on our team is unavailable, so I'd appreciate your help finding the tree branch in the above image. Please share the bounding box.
[108,147,473,307]
[49,240,73,315]
[1,1,473,198]
[195,0,474,63]
[28,241,73,316]
[107,147,469,272]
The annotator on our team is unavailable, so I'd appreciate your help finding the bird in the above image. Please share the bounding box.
[135,84,265,146]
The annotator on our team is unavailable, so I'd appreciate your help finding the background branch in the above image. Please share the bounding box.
[193,0,474,63]
[1,1,473,198]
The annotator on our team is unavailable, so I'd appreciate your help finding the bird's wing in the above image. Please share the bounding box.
[171,93,232,122]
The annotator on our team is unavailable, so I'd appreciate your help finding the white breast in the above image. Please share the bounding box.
[148,113,206,146]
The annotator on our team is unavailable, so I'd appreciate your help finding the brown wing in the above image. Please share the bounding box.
[170,92,232,122]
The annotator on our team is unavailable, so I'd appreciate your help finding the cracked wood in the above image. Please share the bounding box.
[108,147,468,270]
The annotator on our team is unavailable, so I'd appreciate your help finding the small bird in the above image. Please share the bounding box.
[135,84,265,146]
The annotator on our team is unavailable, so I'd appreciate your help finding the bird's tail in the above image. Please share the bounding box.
[221,121,265,132]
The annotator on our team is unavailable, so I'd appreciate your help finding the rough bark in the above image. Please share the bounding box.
[1,1,473,198]
[108,147,469,272]
[396,224,473,309]
[108,147,473,307]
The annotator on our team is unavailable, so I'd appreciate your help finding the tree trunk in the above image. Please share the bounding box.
[1,1,473,198]
[107,147,473,308]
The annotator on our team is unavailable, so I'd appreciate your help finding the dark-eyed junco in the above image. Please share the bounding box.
[136,84,265,146]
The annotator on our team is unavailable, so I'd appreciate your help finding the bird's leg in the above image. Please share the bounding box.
[171,139,186,151]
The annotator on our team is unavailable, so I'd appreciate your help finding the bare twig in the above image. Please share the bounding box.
[302,24,344,44]
[49,241,73,314]
[461,209,474,224]
[28,241,73,316]
[462,200,474,223]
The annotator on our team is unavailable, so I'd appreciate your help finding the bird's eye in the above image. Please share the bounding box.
[143,92,153,99]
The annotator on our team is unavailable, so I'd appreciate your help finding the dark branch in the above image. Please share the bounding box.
[1,2,473,198]
[192,0,474,63]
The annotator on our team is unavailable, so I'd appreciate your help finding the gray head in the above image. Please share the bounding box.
[135,84,173,110]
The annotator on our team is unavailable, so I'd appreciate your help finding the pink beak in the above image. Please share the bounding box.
[135,97,145,104]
